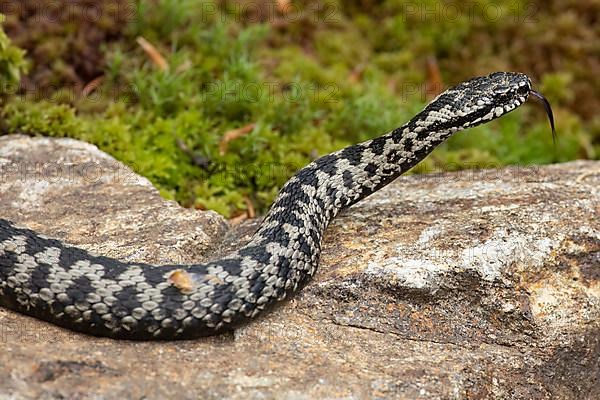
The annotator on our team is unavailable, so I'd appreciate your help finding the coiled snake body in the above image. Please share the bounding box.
[0,72,554,340]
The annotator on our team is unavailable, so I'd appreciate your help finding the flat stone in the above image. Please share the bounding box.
[0,134,598,399]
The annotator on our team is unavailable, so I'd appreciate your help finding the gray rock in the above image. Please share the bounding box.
[0,134,598,399]
[0,135,229,264]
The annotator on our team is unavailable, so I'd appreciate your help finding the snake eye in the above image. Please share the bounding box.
[517,84,530,95]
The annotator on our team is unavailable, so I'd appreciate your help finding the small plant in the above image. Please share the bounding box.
[0,14,27,96]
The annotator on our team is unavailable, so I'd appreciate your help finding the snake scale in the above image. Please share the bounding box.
[0,72,555,340]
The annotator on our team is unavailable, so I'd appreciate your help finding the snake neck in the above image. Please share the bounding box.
[248,121,456,272]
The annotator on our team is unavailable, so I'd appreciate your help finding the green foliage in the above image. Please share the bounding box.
[540,73,575,105]
[1,100,82,137]
[0,1,596,217]
[0,14,27,95]
[0,1,129,92]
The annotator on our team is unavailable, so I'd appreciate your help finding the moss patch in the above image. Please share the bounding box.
[0,1,597,217]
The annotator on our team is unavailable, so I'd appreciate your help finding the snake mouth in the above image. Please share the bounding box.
[529,90,557,144]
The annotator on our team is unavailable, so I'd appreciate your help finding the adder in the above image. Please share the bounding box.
[0,72,555,340]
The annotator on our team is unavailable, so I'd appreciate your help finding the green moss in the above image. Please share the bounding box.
[0,1,597,218]
[0,1,129,93]
[540,73,575,105]
[0,14,27,95]
[1,100,82,137]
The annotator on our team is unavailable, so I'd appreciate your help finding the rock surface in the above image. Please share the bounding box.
[0,134,598,400]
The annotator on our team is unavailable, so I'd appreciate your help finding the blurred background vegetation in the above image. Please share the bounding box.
[0,0,597,218]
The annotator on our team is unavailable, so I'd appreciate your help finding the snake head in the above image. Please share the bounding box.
[420,71,555,141]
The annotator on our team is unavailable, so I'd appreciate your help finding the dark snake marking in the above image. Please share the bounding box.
[0,72,552,340]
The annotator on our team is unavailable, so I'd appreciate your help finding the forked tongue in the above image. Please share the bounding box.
[529,90,557,145]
